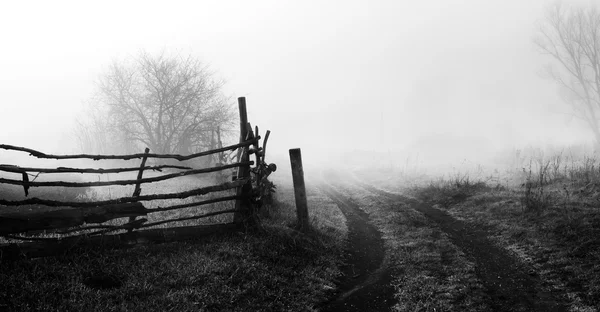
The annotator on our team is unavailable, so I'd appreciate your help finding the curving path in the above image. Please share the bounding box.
[317,179,396,312]
[317,170,569,312]
[351,176,569,312]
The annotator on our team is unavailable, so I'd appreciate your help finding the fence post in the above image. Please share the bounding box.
[234,97,253,226]
[235,97,248,164]
[289,148,309,232]
[129,147,149,233]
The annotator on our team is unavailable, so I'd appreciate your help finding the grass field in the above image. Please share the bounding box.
[357,150,600,311]
[4,148,600,311]
[0,168,348,311]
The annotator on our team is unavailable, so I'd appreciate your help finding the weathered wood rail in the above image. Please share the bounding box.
[0,97,277,260]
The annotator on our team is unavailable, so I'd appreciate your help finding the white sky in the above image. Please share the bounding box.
[0,0,595,168]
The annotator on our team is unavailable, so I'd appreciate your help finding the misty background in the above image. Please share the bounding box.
[0,0,595,171]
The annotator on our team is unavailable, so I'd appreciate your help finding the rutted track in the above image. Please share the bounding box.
[318,178,396,312]
[350,175,569,312]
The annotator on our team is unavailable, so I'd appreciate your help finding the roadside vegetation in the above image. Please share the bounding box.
[332,176,490,311]
[0,170,347,311]
[358,149,600,311]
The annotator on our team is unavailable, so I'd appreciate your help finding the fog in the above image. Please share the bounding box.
[0,0,595,173]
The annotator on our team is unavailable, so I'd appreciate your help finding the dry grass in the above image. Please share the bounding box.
[0,166,348,311]
[402,152,600,311]
[331,178,490,311]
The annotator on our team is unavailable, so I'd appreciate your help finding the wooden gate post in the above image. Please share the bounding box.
[289,148,309,232]
[234,97,253,226]
[128,147,150,233]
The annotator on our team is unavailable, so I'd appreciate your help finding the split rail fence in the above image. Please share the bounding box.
[0,97,276,260]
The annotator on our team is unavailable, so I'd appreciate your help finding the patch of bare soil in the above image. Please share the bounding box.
[357,181,569,312]
[317,183,396,312]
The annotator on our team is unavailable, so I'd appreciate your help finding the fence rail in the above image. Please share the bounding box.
[0,179,248,208]
[0,137,259,161]
[0,164,194,174]
[0,97,277,260]
[0,161,254,188]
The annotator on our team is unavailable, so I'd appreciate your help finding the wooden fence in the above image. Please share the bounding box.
[0,97,276,260]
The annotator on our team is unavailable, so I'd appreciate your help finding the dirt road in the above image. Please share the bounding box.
[318,183,396,312]
[319,172,569,312]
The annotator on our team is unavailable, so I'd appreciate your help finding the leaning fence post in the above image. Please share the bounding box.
[289,148,309,232]
[128,147,150,233]
[234,97,253,226]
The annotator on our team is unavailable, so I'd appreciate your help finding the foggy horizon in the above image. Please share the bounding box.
[1,0,597,171]
[4,2,600,310]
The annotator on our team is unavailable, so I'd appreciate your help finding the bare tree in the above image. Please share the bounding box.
[534,2,600,145]
[77,51,235,155]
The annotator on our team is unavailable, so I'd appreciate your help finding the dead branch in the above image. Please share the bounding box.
[148,195,242,213]
[63,218,149,236]
[0,164,192,174]
[0,178,248,207]
[263,130,271,162]
[56,218,148,235]
[0,137,259,161]
[139,209,237,228]
[0,161,253,188]
[0,223,242,261]
[0,202,147,235]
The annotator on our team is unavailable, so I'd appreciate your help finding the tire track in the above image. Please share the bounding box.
[317,178,396,312]
[350,176,568,312]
